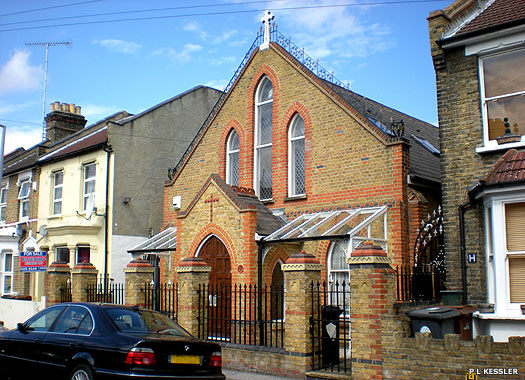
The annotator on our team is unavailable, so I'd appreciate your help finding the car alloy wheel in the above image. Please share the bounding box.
[69,364,94,380]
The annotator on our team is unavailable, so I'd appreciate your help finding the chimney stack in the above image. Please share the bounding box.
[45,102,87,143]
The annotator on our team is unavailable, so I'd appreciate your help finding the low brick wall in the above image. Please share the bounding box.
[383,331,525,379]
[222,344,303,378]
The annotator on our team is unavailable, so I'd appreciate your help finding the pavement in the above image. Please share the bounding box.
[223,369,292,379]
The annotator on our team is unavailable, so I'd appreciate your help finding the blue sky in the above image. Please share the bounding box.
[0,0,449,154]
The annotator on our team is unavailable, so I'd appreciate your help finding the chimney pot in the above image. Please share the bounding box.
[61,103,68,112]
[75,106,82,115]
[69,104,75,113]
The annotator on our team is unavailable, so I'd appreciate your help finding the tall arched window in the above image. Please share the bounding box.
[226,130,240,186]
[254,77,273,200]
[288,114,305,196]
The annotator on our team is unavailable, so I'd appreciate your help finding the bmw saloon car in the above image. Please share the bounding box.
[0,302,225,380]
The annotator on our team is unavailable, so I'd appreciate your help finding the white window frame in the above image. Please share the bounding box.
[478,47,525,150]
[83,162,96,211]
[226,130,240,187]
[0,182,8,222]
[1,249,13,295]
[288,114,306,197]
[254,76,273,200]
[18,179,31,221]
[482,189,525,315]
[327,240,351,316]
[53,171,64,215]
[55,245,70,264]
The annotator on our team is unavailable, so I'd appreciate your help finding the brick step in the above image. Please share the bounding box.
[305,370,352,380]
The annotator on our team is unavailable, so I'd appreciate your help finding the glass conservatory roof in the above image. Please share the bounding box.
[263,206,387,242]
[128,227,177,254]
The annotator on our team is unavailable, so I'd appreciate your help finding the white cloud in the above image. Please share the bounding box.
[0,50,43,96]
[93,39,142,54]
[3,125,42,154]
[210,56,237,65]
[267,0,392,59]
[152,44,203,63]
[183,20,237,44]
[205,79,228,91]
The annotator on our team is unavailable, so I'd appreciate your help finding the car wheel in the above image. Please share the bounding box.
[69,364,94,380]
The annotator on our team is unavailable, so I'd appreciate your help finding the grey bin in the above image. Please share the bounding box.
[407,306,460,339]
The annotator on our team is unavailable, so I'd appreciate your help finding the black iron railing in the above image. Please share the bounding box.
[395,264,442,302]
[143,282,178,321]
[310,281,351,374]
[86,280,125,304]
[197,283,284,348]
[60,281,72,303]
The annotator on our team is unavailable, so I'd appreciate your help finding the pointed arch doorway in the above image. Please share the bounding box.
[198,236,231,339]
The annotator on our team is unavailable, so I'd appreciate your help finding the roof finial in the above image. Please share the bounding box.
[260,10,275,50]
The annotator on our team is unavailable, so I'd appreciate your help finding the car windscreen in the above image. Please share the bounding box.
[104,308,190,337]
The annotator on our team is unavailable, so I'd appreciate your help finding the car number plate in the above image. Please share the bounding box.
[169,355,200,365]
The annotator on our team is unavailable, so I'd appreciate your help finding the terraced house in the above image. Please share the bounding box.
[428,0,525,341]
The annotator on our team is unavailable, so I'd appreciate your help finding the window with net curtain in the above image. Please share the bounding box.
[255,77,273,200]
[289,114,305,196]
[481,48,525,142]
[226,130,239,187]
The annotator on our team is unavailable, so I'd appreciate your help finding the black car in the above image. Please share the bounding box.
[0,302,225,380]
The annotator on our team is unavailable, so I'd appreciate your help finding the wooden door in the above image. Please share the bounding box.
[199,236,231,339]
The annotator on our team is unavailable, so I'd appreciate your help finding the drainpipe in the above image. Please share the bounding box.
[458,200,471,305]
[102,142,113,286]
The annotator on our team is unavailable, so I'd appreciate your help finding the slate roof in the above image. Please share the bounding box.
[458,0,525,36]
[442,0,525,41]
[2,148,40,176]
[469,149,525,196]
[39,127,108,163]
[182,174,285,236]
[322,81,441,184]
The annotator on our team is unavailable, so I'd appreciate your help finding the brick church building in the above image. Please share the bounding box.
[132,17,441,298]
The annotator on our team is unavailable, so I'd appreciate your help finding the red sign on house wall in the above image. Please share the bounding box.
[20,251,47,272]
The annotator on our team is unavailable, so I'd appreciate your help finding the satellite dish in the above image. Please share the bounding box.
[38,225,48,237]
[85,193,95,219]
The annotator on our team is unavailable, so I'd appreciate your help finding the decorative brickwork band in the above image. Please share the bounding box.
[282,251,323,271]
[175,257,212,273]
[125,259,154,307]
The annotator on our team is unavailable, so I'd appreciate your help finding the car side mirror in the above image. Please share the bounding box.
[17,323,27,333]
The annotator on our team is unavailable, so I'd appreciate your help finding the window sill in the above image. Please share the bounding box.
[475,137,525,154]
[284,194,307,202]
[261,198,275,204]
[473,311,525,320]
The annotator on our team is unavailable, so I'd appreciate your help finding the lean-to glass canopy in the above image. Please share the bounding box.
[263,206,387,243]
[128,227,177,254]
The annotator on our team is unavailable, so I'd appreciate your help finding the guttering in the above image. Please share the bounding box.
[458,199,471,305]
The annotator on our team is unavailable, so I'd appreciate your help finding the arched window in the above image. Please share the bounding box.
[270,261,284,320]
[327,241,350,314]
[288,114,305,196]
[254,77,273,200]
[226,130,240,187]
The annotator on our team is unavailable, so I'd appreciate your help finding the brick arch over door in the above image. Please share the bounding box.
[196,235,232,287]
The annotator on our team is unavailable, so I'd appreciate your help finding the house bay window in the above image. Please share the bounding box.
[77,246,90,264]
[481,48,525,143]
